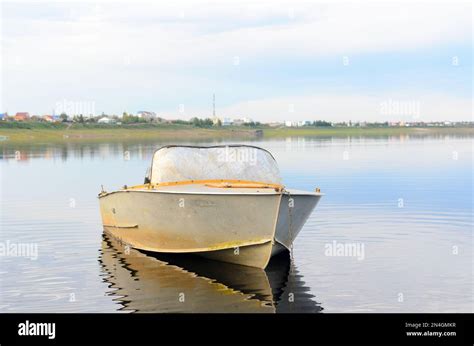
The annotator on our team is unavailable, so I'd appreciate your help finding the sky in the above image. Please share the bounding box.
[1,0,472,122]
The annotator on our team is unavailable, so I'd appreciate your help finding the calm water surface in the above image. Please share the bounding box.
[0,135,472,312]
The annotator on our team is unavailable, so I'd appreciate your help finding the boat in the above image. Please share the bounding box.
[98,145,322,269]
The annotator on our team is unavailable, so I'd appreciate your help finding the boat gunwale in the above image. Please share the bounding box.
[98,184,324,198]
[98,187,284,198]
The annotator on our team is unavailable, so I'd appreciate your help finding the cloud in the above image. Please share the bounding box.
[161,92,472,122]
[1,0,472,120]
[3,1,470,68]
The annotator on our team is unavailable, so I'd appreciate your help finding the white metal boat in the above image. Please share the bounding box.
[98,145,322,269]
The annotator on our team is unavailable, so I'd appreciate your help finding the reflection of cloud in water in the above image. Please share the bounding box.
[99,234,322,313]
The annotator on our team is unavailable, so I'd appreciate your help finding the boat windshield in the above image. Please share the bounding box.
[150,145,282,185]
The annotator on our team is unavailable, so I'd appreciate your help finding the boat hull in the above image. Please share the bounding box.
[99,187,321,269]
[99,190,282,269]
[273,191,322,255]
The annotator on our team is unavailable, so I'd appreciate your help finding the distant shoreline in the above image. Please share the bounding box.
[0,123,473,143]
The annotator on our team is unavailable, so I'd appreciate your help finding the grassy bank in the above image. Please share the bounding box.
[0,122,473,143]
[263,126,474,137]
[0,123,261,143]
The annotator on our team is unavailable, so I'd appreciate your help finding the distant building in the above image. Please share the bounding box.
[0,112,7,120]
[136,111,156,120]
[267,122,283,127]
[233,117,253,126]
[298,120,311,127]
[98,117,116,124]
[284,120,311,127]
[43,115,54,122]
[42,115,61,122]
[213,117,233,126]
[14,112,30,121]
[221,118,233,126]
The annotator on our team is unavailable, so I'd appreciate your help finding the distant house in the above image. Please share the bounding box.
[211,117,232,126]
[98,117,116,124]
[389,121,406,127]
[136,111,156,120]
[43,115,54,122]
[0,113,7,120]
[298,120,311,127]
[14,112,30,121]
[233,117,253,126]
[42,115,61,122]
[221,118,233,126]
[285,120,310,127]
[268,122,283,127]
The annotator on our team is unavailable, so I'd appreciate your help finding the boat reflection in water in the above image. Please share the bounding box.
[99,234,323,313]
